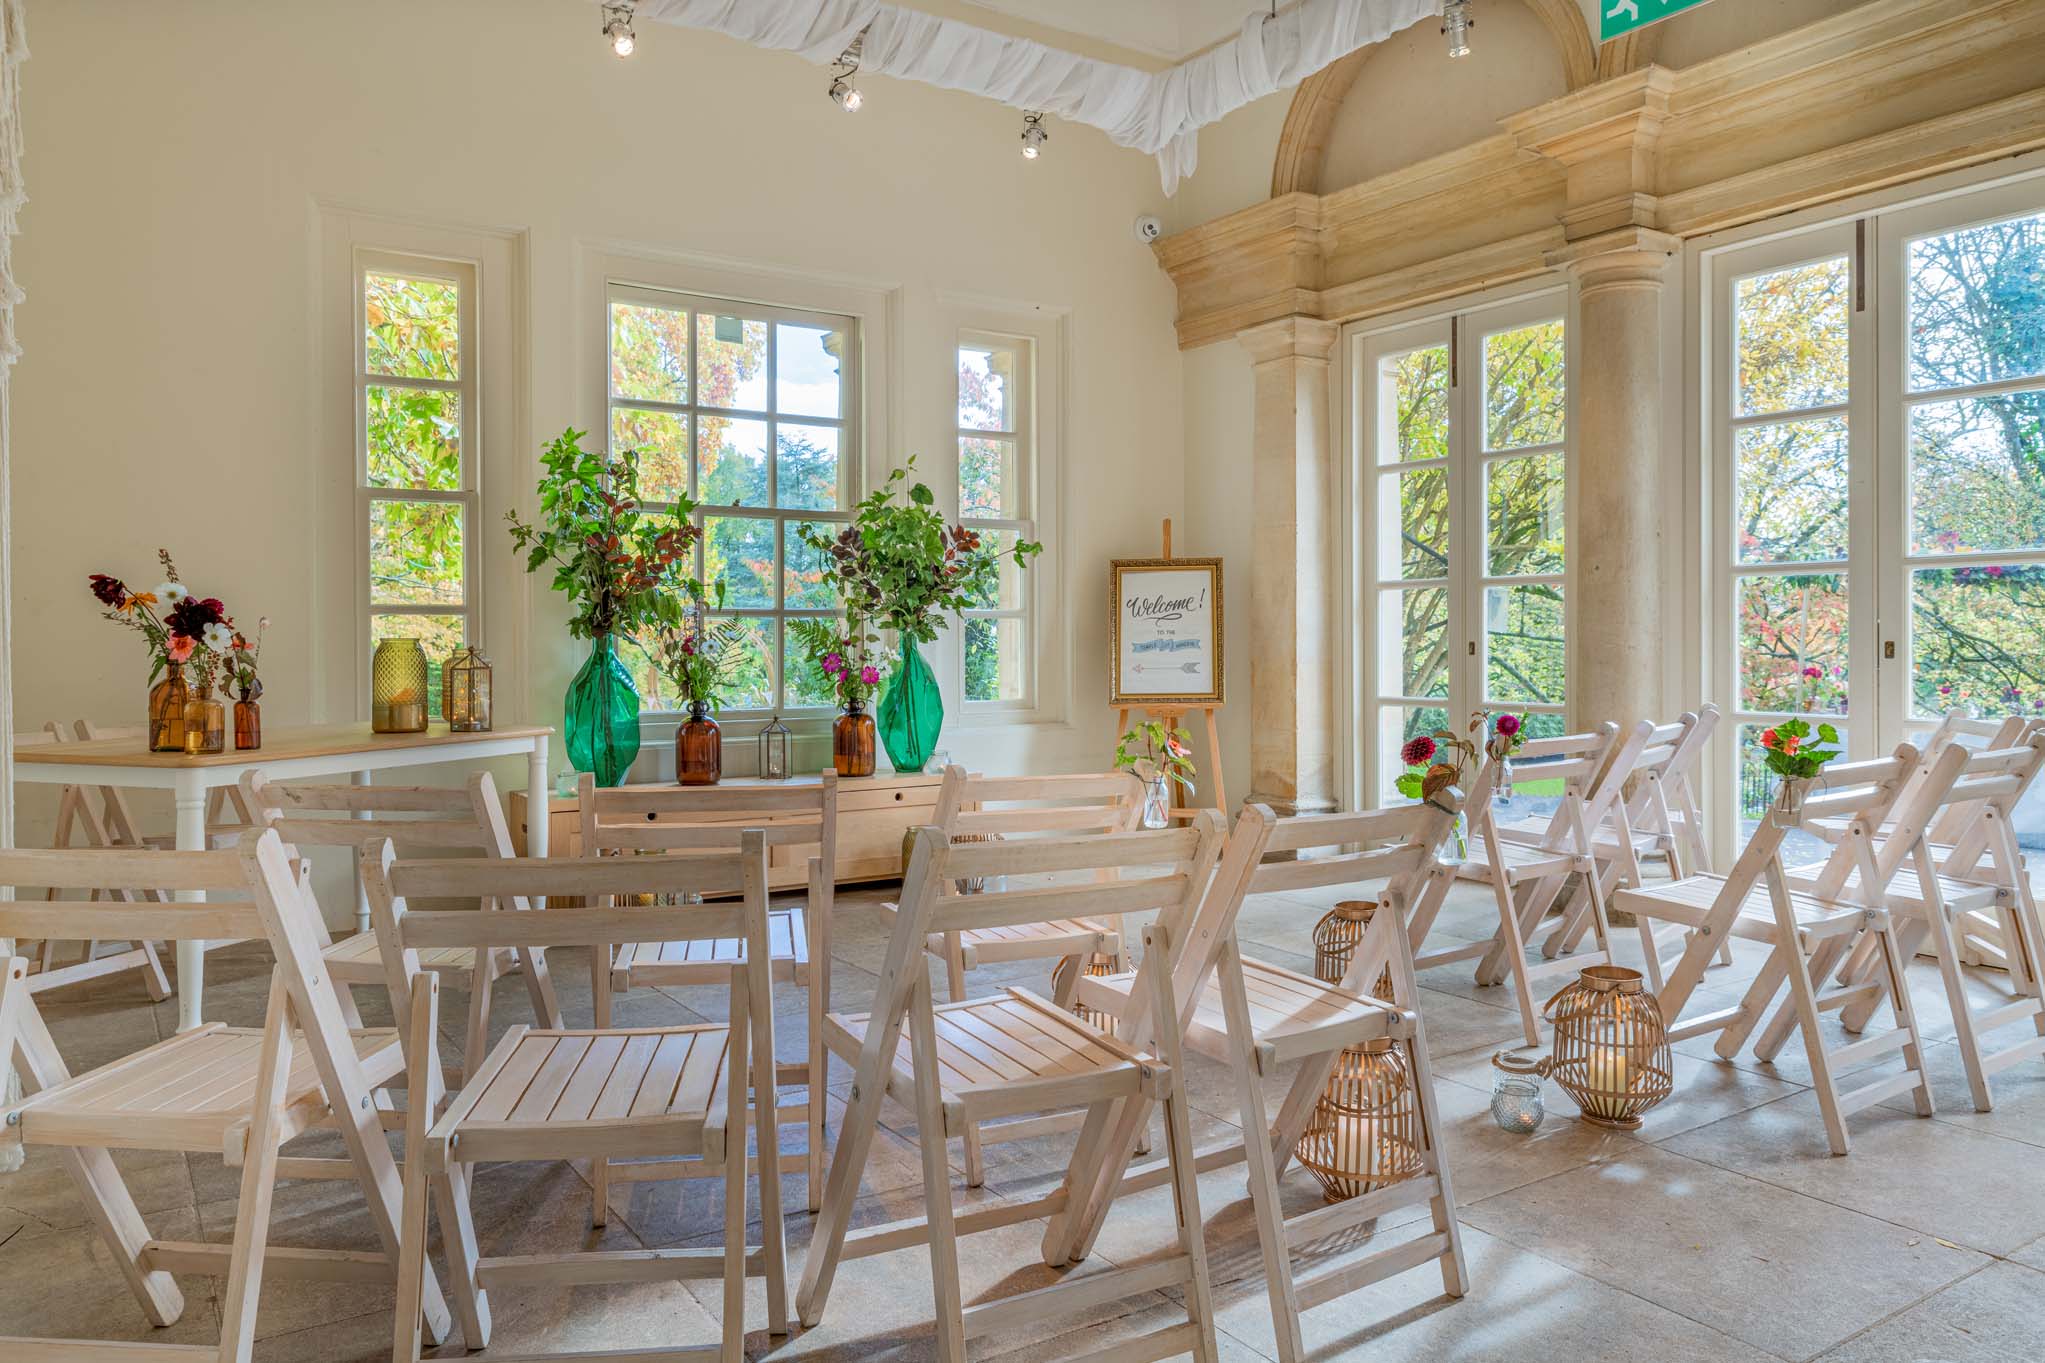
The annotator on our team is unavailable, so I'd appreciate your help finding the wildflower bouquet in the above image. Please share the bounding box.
[1114,720,1196,795]
[789,616,882,708]
[1757,717,1841,781]
[1394,715,1483,802]
[88,549,240,689]
[652,609,751,710]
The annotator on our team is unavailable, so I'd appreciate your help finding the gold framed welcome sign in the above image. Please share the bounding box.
[1108,557,1224,707]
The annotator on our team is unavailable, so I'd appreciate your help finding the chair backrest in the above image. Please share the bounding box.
[242,769,509,855]
[1471,722,1619,857]
[931,767,1145,840]
[1733,745,1929,905]
[1921,715,2039,853]
[576,772,836,891]
[364,834,773,1057]
[1906,727,2045,883]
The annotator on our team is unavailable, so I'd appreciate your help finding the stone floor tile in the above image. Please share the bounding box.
[1812,1260,2045,1362]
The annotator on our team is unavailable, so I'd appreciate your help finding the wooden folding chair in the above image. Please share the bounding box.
[12,722,172,1000]
[241,769,561,1079]
[367,835,789,1363]
[1048,799,1468,1363]
[0,835,453,1361]
[1409,724,1621,1046]
[74,718,256,849]
[578,772,835,1214]
[796,820,1224,1363]
[1614,744,1943,1154]
[878,765,1144,1185]
[1793,730,2045,1112]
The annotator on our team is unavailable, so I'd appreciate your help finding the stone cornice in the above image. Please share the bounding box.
[1238,316,1340,366]
[1158,0,2045,350]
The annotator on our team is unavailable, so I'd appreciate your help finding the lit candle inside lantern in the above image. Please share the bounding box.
[1584,1042,1635,1120]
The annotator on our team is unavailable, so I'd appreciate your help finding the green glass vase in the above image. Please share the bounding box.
[877,638,943,773]
[564,633,641,787]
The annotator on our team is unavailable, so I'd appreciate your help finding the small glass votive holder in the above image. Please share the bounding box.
[1489,1051,1546,1134]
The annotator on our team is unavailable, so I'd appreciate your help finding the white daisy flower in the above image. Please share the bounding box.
[156,582,189,605]
[202,622,234,652]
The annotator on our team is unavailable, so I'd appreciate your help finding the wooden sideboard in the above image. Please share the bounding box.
[508,770,945,889]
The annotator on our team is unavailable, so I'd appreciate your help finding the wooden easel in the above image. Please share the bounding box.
[1116,519,1227,814]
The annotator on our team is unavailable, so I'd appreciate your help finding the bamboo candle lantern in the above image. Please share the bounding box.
[1295,1038,1425,1202]
[1312,899,1394,1001]
[1543,964,1673,1129]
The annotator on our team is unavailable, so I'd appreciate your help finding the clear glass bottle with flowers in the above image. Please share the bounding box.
[792,617,881,778]
[653,606,748,786]
[1484,712,1529,804]
[1114,720,1196,828]
[1756,717,1842,825]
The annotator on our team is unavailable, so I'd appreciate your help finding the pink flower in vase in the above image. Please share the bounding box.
[1494,713,1521,738]
[859,665,880,686]
[166,635,196,664]
[822,652,844,675]
[1400,735,1436,766]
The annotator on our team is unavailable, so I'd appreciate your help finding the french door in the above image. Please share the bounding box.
[1361,292,1570,803]
[1709,176,2045,854]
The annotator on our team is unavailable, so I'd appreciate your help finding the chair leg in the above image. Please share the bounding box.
[1754,935,1852,1063]
[1492,882,1545,1048]
[722,967,754,1363]
[463,961,496,1084]
[591,948,613,1226]
[433,1162,492,1346]
[1215,945,1304,1363]
[747,956,790,1337]
[908,972,968,1363]
[517,944,562,1030]
[216,978,294,1363]
[1922,904,1995,1112]
[797,1007,904,1325]
[944,941,986,1189]
[1716,950,1790,1060]
[806,903,828,1214]
[1872,922,1938,1119]
[1150,973,1219,1363]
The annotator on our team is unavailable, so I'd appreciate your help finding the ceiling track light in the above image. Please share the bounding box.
[1442,0,1473,59]
[601,1,636,58]
[828,27,867,111]
[1020,110,1048,160]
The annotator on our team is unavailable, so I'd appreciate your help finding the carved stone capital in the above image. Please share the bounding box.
[1546,226,1680,295]
[1238,315,1340,367]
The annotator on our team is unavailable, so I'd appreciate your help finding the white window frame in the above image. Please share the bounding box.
[354,248,483,707]
[954,329,1037,711]
[1697,165,2045,863]
[1355,289,1571,804]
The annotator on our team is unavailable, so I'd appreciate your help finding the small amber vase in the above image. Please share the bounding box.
[183,685,226,756]
[234,699,262,751]
[834,699,876,778]
[149,662,189,752]
[676,701,722,786]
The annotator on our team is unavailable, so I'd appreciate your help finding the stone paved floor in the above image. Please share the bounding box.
[6,877,2045,1361]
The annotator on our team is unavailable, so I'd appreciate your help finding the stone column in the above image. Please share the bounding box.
[1551,227,1678,736]
[1238,316,1340,818]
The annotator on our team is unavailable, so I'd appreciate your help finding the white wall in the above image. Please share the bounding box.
[12,0,1190,847]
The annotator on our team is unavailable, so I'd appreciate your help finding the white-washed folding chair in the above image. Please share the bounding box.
[1787,731,2045,1111]
[578,773,836,1214]
[1409,724,1620,1046]
[370,835,790,1363]
[1049,799,1468,1363]
[1614,744,1943,1154]
[797,819,1224,1363]
[13,722,172,999]
[0,835,454,1361]
[876,765,1145,1186]
[75,718,256,849]
[241,769,561,1079]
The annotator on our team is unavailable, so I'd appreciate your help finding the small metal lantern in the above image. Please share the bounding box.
[1294,1037,1425,1202]
[371,637,430,734]
[1313,900,1394,1001]
[1051,953,1121,1035]
[444,646,493,732]
[1489,1051,1546,1133]
[1541,964,1674,1130]
[758,715,792,780]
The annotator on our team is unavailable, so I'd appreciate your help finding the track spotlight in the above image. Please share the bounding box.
[828,29,866,112]
[1442,0,1473,59]
[1020,111,1048,160]
[601,2,636,58]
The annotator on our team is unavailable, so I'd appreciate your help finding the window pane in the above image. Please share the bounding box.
[370,501,463,606]
[777,322,844,418]
[960,530,1024,611]
[1908,212,2045,393]
[960,436,1018,520]
[1484,584,1564,706]
[1485,453,1563,576]
[1734,258,1849,417]
[697,416,769,508]
[1483,319,1565,450]
[1737,573,1848,713]
[715,616,776,711]
[1912,564,2045,719]
[778,424,840,510]
[1908,390,2045,555]
[964,616,1026,702]
[1376,586,1449,700]
[1379,467,1448,581]
[1380,346,1448,464]
[365,273,459,381]
[697,313,768,411]
[786,631,840,709]
[366,386,460,491]
[609,301,689,404]
[1378,705,1451,803]
[958,345,1012,432]
[783,522,840,610]
[611,407,690,504]
[371,613,463,715]
[703,515,774,608]
[617,634,672,713]
[1735,417,1850,564]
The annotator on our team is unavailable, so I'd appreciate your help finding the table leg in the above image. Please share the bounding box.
[527,736,550,859]
[174,772,208,1032]
[353,770,373,935]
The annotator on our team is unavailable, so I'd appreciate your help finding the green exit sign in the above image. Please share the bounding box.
[1600,0,1714,42]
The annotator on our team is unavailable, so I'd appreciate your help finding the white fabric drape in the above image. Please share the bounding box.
[629,0,1439,192]
[0,0,24,1175]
